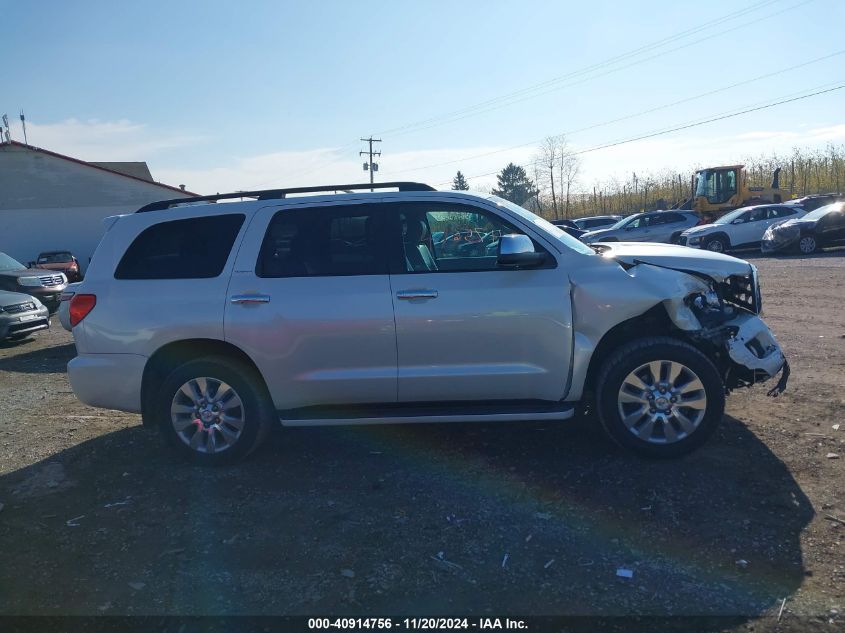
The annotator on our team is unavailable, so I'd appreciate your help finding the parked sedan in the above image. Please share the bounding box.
[33,251,83,282]
[581,211,700,244]
[0,290,50,342]
[679,204,804,253]
[0,252,67,313]
[573,215,622,231]
[761,202,845,254]
[551,219,587,239]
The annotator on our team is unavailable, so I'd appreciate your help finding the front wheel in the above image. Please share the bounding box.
[797,235,817,254]
[155,355,274,465]
[703,236,728,253]
[595,337,725,458]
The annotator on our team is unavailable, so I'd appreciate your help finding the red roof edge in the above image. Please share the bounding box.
[2,140,199,196]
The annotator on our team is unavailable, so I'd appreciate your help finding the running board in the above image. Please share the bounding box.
[278,402,575,428]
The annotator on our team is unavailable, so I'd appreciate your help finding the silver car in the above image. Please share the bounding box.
[0,290,50,341]
[66,183,788,465]
[581,211,701,244]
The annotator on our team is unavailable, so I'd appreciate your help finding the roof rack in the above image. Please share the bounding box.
[135,181,436,213]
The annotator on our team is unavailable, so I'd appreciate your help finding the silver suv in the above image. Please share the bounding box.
[581,211,701,244]
[67,182,789,465]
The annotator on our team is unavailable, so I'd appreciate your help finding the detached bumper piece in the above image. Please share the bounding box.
[724,313,789,395]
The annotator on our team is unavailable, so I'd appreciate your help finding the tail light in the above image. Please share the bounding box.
[69,294,97,327]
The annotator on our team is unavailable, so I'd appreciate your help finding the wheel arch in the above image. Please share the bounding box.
[141,338,266,428]
[705,231,731,247]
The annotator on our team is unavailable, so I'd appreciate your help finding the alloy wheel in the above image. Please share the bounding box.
[798,236,817,254]
[617,360,708,445]
[170,377,245,454]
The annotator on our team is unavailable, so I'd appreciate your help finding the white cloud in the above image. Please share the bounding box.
[16,117,845,196]
[21,118,204,162]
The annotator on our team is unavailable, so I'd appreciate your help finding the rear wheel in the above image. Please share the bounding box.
[595,337,725,458]
[703,236,728,253]
[797,235,817,254]
[155,355,274,465]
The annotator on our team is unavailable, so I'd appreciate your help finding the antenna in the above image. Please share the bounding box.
[19,110,27,146]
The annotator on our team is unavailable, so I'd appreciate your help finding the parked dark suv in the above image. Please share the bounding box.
[0,252,67,313]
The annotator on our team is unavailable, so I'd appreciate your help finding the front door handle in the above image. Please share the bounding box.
[396,289,438,300]
[231,294,271,304]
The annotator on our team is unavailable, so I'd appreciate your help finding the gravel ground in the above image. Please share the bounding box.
[0,250,842,630]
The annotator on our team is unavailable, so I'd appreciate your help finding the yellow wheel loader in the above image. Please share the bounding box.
[677,165,792,218]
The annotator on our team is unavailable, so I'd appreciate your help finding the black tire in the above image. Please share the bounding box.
[669,231,682,244]
[796,235,818,255]
[703,235,729,253]
[595,337,725,458]
[154,355,274,465]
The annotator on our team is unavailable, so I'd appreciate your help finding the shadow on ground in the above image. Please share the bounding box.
[0,341,75,373]
[0,412,813,623]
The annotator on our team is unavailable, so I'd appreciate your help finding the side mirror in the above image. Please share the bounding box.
[497,234,546,268]
[732,219,745,224]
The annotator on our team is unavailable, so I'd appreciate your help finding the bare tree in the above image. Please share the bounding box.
[559,150,581,219]
[535,136,561,218]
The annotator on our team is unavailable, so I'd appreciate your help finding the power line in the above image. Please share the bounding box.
[375,0,812,139]
[261,0,805,188]
[433,82,845,186]
[387,49,845,178]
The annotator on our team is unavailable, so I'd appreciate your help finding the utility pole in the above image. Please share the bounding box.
[359,136,382,191]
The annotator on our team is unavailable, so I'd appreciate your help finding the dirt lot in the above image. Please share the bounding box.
[0,251,842,630]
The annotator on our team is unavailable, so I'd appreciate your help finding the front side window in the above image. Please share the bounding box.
[115,214,245,280]
[397,203,551,273]
[747,208,768,222]
[257,206,389,278]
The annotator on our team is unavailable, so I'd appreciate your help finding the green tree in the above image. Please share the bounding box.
[492,163,537,206]
[452,171,470,190]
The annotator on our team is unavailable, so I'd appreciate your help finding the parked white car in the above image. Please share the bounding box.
[65,182,789,465]
[679,204,805,253]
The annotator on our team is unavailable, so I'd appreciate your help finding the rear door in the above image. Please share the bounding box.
[225,201,398,410]
[389,201,572,403]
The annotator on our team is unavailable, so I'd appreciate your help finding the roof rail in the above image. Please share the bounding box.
[135,181,436,213]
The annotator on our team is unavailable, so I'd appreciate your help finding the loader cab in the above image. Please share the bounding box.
[694,167,739,205]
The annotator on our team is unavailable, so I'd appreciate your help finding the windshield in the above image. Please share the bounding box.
[490,196,594,255]
[38,252,73,264]
[0,252,26,272]
[714,207,750,225]
[803,201,844,221]
[608,214,640,230]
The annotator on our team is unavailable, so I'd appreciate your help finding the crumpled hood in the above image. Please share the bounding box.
[593,241,753,282]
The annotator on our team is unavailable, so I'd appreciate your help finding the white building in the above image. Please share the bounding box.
[0,140,194,271]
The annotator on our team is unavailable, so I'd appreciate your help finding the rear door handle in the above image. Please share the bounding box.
[231,294,271,304]
[396,289,438,300]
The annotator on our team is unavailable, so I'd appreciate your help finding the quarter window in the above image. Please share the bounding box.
[115,214,245,280]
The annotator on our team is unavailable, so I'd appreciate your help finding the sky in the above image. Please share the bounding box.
[2,0,844,195]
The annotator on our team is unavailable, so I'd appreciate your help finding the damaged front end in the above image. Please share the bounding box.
[591,243,790,397]
[673,265,789,396]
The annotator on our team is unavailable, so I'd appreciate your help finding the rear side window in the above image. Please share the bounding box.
[256,206,389,277]
[768,207,797,219]
[115,214,245,280]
